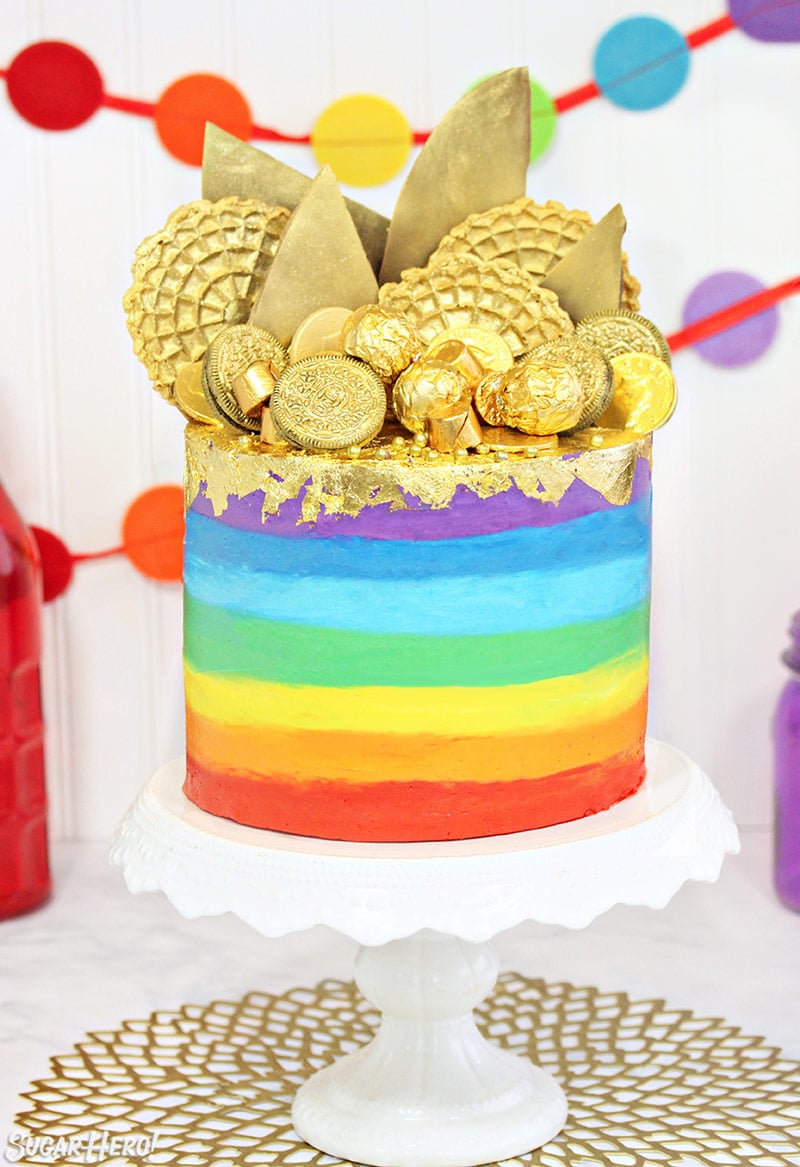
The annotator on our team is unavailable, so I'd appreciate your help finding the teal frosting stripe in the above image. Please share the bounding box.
[184,595,650,688]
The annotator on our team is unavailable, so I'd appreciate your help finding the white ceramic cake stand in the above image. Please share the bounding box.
[110,738,739,1167]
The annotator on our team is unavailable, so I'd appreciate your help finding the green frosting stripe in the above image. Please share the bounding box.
[184,596,650,689]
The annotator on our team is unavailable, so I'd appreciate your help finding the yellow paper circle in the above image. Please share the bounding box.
[312,94,411,187]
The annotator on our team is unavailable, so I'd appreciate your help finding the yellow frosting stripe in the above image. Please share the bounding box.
[184,651,647,737]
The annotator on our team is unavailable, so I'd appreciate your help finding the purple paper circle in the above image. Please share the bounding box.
[728,0,800,42]
[682,271,779,367]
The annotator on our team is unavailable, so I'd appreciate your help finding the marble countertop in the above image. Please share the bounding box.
[1,830,797,1141]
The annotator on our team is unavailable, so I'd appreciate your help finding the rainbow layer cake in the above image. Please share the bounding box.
[124,68,676,842]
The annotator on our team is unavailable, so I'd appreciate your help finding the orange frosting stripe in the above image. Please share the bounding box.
[184,749,647,841]
[186,692,648,785]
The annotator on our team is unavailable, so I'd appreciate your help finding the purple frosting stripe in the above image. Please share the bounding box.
[190,458,651,541]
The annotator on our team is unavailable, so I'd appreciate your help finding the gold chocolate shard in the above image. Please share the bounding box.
[427,406,483,452]
[269,354,386,451]
[123,197,290,401]
[202,124,389,274]
[379,69,531,284]
[380,256,573,356]
[289,306,352,363]
[540,204,625,320]
[249,167,379,346]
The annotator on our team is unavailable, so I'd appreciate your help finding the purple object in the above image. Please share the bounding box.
[774,613,800,911]
[728,0,800,42]
[682,271,779,367]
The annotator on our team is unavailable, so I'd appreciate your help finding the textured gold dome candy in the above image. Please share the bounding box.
[379,256,573,357]
[500,359,585,435]
[341,305,424,380]
[123,197,290,401]
[428,197,641,313]
[392,360,471,435]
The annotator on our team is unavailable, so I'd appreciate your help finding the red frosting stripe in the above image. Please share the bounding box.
[184,750,646,842]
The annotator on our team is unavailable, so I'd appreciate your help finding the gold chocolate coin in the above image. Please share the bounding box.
[526,335,613,429]
[598,353,677,433]
[174,361,219,424]
[203,324,288,432]
[425,326,514,376]
[270,354,387,450]
[577,310,671,366]
[480,427,558,453]
[289,306,352,363]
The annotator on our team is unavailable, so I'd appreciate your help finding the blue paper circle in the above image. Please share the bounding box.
[593,16,690,110]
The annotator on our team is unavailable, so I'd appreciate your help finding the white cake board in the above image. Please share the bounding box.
[110,739,739,1167]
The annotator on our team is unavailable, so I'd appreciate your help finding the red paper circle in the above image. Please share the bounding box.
[154,74,252,166]
[7,41,104,130]
[31,527,74,602]
[122,485,184,582]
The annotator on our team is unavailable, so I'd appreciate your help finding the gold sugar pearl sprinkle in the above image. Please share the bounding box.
[454,447,469,458]
[426,448,439,460]
[347,445,362,458]
[376,447,391,459]
[476,442,490,454]
[591,433,605,446]
[495,450,510,461]
[413,433,428,447]
[237,435,251,448]
[392,435,406,447]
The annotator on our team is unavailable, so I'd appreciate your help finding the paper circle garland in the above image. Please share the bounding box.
[154,74,252,166]
[593,16,691,110]
[728,0,800,42]
[681,271,779,367]
[121,486,184,581]
[31,527,74,602]
[7,41,103,130]
[311,95,412,186]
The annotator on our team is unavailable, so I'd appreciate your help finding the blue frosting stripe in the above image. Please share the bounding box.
[183,549,651,634]
[184,494,651,581]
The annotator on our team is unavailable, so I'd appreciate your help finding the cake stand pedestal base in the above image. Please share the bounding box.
[110,739,739,1167]
[292,930,566,1167]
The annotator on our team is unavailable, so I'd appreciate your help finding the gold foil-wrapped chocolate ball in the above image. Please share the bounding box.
[474,370,507,427]
[392,360,471,435]
[500,359,585,435]
[341,305,423,381]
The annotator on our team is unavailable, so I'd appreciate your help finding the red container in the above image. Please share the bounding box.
[0,479,50,918]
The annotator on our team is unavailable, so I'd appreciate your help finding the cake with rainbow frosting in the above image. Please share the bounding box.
[124,69,675,843]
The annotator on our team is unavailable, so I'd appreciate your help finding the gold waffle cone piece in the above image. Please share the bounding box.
[428,197,640,313]
[123,197,290,402]
[379,256,573,357]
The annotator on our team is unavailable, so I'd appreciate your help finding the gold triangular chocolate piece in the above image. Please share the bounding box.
[202,124,389,274]
[540,204,625,320]
[379,69,531,285]
[249,167,379,345]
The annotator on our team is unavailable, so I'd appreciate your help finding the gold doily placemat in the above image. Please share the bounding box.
[15,973,800,1166]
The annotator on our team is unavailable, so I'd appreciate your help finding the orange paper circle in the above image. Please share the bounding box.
[154,73,252,166]
[311,94,411,186]
[122,485,184,581]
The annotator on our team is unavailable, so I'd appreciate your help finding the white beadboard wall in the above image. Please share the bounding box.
[0,0,798,841]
